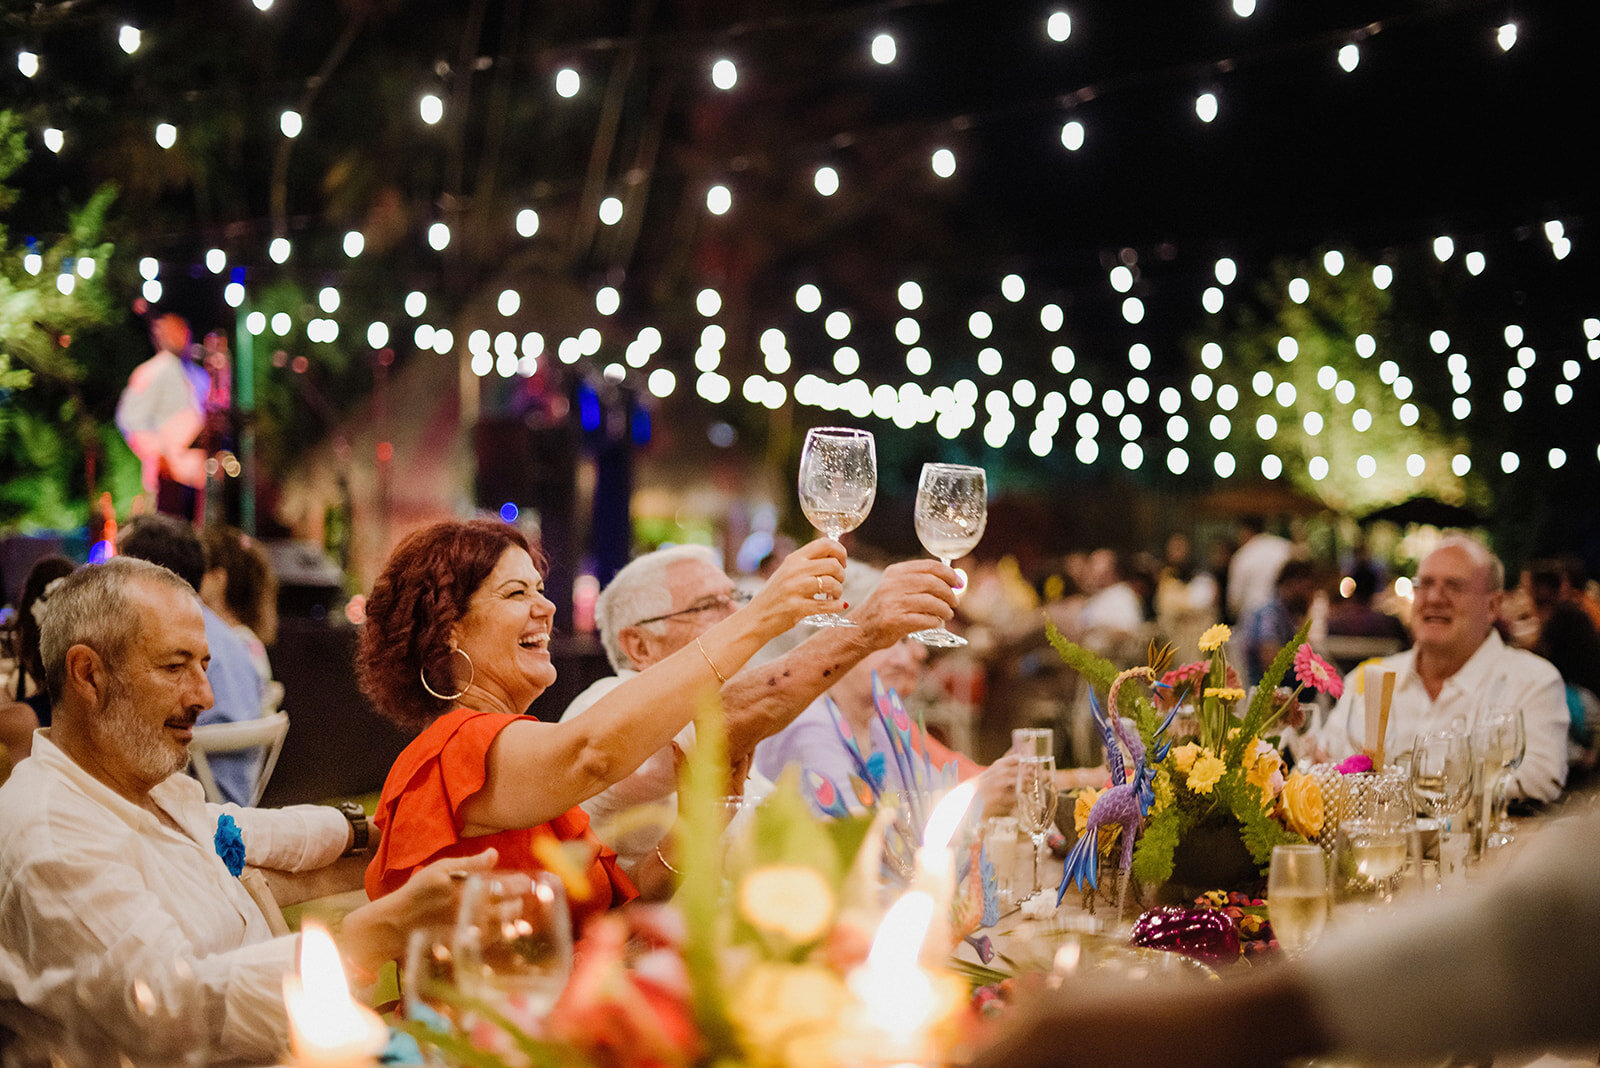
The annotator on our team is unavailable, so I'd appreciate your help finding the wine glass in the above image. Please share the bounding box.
[1015,753,1058,901]
[797,427,877,627]
[1267,844,1329,955]
[453,871,573,1034]
[1408,728,1474,879]
[1473,705,1526,848]
[404,927,459,1062]
[910,463,987,647]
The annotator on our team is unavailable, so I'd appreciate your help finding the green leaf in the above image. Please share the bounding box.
[677,693,740,1058]
[1045,622,1117,693]
[1213,769,1303,869]
[1130,805,1186,886]
[1228,616,1312,766]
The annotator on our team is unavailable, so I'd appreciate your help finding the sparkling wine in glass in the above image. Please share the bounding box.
[1473,706,1525,848]
[797,427,877,627]
[1267,844,1329,955]
[453,871,573,1034]
[1015,753,1057,900]
[910,463,987,647]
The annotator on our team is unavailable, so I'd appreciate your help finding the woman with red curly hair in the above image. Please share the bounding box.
[358,519,846,921]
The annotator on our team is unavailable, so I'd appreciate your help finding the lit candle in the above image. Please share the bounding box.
[849,891,942,1059]
[912,781,978,954]
[282,923,388,1067]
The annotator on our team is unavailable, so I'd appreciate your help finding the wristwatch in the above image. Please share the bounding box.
[335,801,369,855]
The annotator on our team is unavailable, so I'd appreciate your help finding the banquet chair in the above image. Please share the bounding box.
[188,710,290,808]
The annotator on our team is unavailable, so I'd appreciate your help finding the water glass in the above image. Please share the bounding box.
[1409,728,1474,866]
[1011,727,1054,760]
[1472,706,1525,849]
[984,815,1021,909]
[453,871,573,1033]
[1267,844,1330,955]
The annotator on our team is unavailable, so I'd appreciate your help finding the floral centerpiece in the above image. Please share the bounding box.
[1048,617,1340,899]
[397,699,983,1068]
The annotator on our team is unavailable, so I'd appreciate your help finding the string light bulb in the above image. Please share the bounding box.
[18,51,39,78]
[155,123,177,149]
[1046,11,1072,41]
[870,33,897,65]
[555,68,580,98]
[42,128,63,153]
[419,94,444,125]
[711,58,737,90]
[280,110,302,138]
[118,25,141,55]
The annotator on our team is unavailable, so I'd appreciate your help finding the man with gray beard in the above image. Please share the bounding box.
[0,558,485,1066]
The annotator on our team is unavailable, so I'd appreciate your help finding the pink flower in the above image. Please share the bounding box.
[1293,644,1344,698]
[1159,661,1209,706]
[1336,754,1374,775]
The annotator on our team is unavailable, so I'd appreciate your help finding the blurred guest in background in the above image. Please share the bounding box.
[119,516,265,806]
[1241,559,1317,687]
[1526,559,1600,764]
[115,314,205,518]
[1226,516,1292,626]
[1155,533,1219,660]
[199,526,279,694]
[0,556,77,766]
[1077,550,1147,652]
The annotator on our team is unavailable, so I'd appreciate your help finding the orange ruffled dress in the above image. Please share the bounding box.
[365,707,636,925]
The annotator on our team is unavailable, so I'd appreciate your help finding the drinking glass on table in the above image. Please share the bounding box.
[1011,726,1054,760]
[404,927,458,1062]
[453,871,573,1032]
[1016,752,1058,900]
[1267,844,1330,955]
[1338,781,1410,906]
[797,426,877,627]
[910,463,987,647]
[1409,728,1475,881]
[1473,705,1525,849]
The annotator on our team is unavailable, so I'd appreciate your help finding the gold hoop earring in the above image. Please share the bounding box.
[420,646,474,702]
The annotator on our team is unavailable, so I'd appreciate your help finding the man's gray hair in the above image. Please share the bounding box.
[595,545,720,671]
[1433,533,1506,592]
[40,557,197,701]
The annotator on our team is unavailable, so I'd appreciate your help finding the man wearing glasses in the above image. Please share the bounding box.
[562,545,960,874]
[1317,535,1568,802]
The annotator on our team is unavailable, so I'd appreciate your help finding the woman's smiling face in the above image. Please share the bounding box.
[451,546,558,711]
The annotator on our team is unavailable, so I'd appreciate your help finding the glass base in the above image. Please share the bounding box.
[801,612,857,627]
[910,626,967,647]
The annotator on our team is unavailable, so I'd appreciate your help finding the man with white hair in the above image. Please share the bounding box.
[1319,535,1568,801]
[562,546,961,871]
[0,558,489,1064]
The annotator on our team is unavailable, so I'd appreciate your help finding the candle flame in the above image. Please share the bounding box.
[283,923,387,1060]
[922,781,978,851]
[855,892,940,1046]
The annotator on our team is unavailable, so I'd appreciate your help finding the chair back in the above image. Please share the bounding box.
[189,711,290,807]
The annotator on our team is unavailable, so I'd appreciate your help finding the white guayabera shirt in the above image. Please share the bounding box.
[0,732,348,1066]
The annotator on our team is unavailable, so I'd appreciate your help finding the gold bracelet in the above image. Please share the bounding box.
[655,843,682,876]
[695,636,727,684]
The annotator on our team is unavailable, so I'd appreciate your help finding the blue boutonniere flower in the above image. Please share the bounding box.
[214,814,246,877]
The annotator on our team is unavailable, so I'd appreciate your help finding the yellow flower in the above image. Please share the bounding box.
[1204,686,1246,703]
[1169,742,1203,774]
[1186,753,1227,795]
[730,962,851,1068]
[1245,752,1280,807]
[1281,770,1325,837]
[1150,767,1175,814]
[1198,623,1232,652]
[738,864,835,943]
[1073,787,1120,854]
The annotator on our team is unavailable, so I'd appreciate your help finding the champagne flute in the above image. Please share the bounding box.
[1473,706,1525,848]
[1408,728,1474,878]
[910,463,987,647]
[453,871,573,1033]
[797,426,877,627]
[403,927,458,1063]
[1016,753,1058,900]
[1267,844,1330,954]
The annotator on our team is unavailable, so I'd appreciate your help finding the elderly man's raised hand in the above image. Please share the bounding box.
[745,537,848,630]
[851,559,962,647]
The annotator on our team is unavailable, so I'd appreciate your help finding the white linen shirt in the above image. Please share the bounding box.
[0,731,348,1066]
[1317,631,1569,802]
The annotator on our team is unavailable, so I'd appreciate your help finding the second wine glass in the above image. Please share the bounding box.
[910,463,987,647]
[797,426,877,627]
[1015,752,1057,901]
